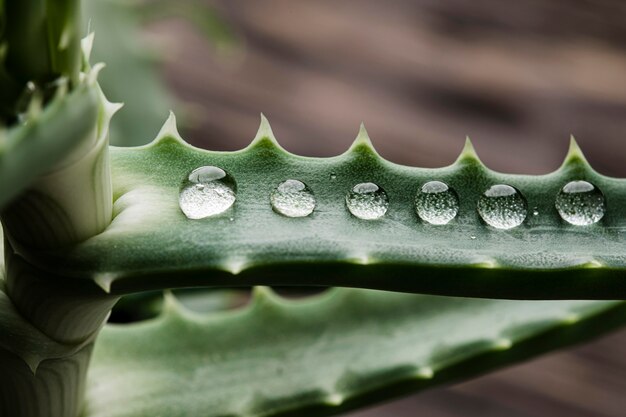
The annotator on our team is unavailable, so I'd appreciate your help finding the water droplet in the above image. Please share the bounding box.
[330,173,337,181]
[555,180,605,226]
[179,166,236,219]
[477,184,527,229]
[345,182,388,220]
[470,235,477,240]
[415,181,459,225]
[532,208,539,216]
[270,179,316,217]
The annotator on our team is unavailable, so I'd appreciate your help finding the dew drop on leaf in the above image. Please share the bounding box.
[270,179,316,217]
[179,166,236,219]
[415,181,459,225]
[477,184,527,229]
[555,180,605,226]
[346,182,388,220]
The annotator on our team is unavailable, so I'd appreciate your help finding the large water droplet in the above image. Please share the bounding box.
[346,182,388,220]
[179,166,236,219]
[415,181,459,225]
[270,179,316,217]
[555,180,605,226]
[477,184,527,229]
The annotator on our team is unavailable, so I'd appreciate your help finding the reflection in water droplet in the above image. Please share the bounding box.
[346,182,388,220]
[179,166,236,219]
[477,184,527,229]
[415,181,458,225]
[555,180,605,226]
[270,179,316,217]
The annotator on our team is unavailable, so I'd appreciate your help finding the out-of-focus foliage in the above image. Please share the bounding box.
[83,0,235,146]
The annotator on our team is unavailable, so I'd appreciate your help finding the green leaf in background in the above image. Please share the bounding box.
[85,288,626,417]
[0,0,82,122]
[82,0,174,147]
[135,0,236,49]
[82,0,237,147]
[21,116,626,299]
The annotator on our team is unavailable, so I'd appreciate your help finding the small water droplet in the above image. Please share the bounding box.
[477,184,527,229]
[345,182,388,220]
[470,235,477,240]
[555,180,605,226]
[179,166,236,219]
[532,208,539,216]
[270,179,316,217]
[415,181,459,225]
[330,173,337,181]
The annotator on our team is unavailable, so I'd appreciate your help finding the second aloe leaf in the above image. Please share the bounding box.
[84,288,626,417]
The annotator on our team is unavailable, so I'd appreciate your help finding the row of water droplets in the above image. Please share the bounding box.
[179,166,606,228]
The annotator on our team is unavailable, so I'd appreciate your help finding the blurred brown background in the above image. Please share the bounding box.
[148,1,626,415]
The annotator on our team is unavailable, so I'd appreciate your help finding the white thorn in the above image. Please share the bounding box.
[562,313,580,324]
[493,338,513,350]
[87,62,106,85]
[324,393,344,406]
[415,366,434,379]
[94,273,115,293]
[226,259,247,275]
[155,111,184,142]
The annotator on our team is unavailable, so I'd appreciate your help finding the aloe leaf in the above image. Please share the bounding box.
[0,83,99,209]
[84,288,626,417]
[82,0,174,146]
[18,116,626,299]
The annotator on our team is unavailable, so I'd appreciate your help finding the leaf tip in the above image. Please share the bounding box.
[162,290,183,316]
[414,366,434,379]
[248,113,282,151]
[224,258,248,275]
[493,338,513,350]
[561,312,580,325]
[81,32,95,63]
[87,62,106,85]
[251,286,282,308]
[155,111,186,145]
[561,136,590,169]
[454,136,483,166]
[347,123,378,156]
[323,393,344,406]
[94,273,115,293]
[20,353,41,375]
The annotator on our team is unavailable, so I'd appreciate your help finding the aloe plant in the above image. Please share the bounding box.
[1,2,625,417]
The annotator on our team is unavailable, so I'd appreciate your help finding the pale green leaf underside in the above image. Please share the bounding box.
[19,118,626,299]
[85,288,626,417]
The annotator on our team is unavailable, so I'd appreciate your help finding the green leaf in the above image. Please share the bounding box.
[0,0,82,121]
[134,0,237,49]
[85,288,626,417]
[82,0,175,146]
[20,116,626,299]
[0,83,99,209]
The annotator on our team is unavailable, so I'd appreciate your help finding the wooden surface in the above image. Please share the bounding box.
[149,1,626,415]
